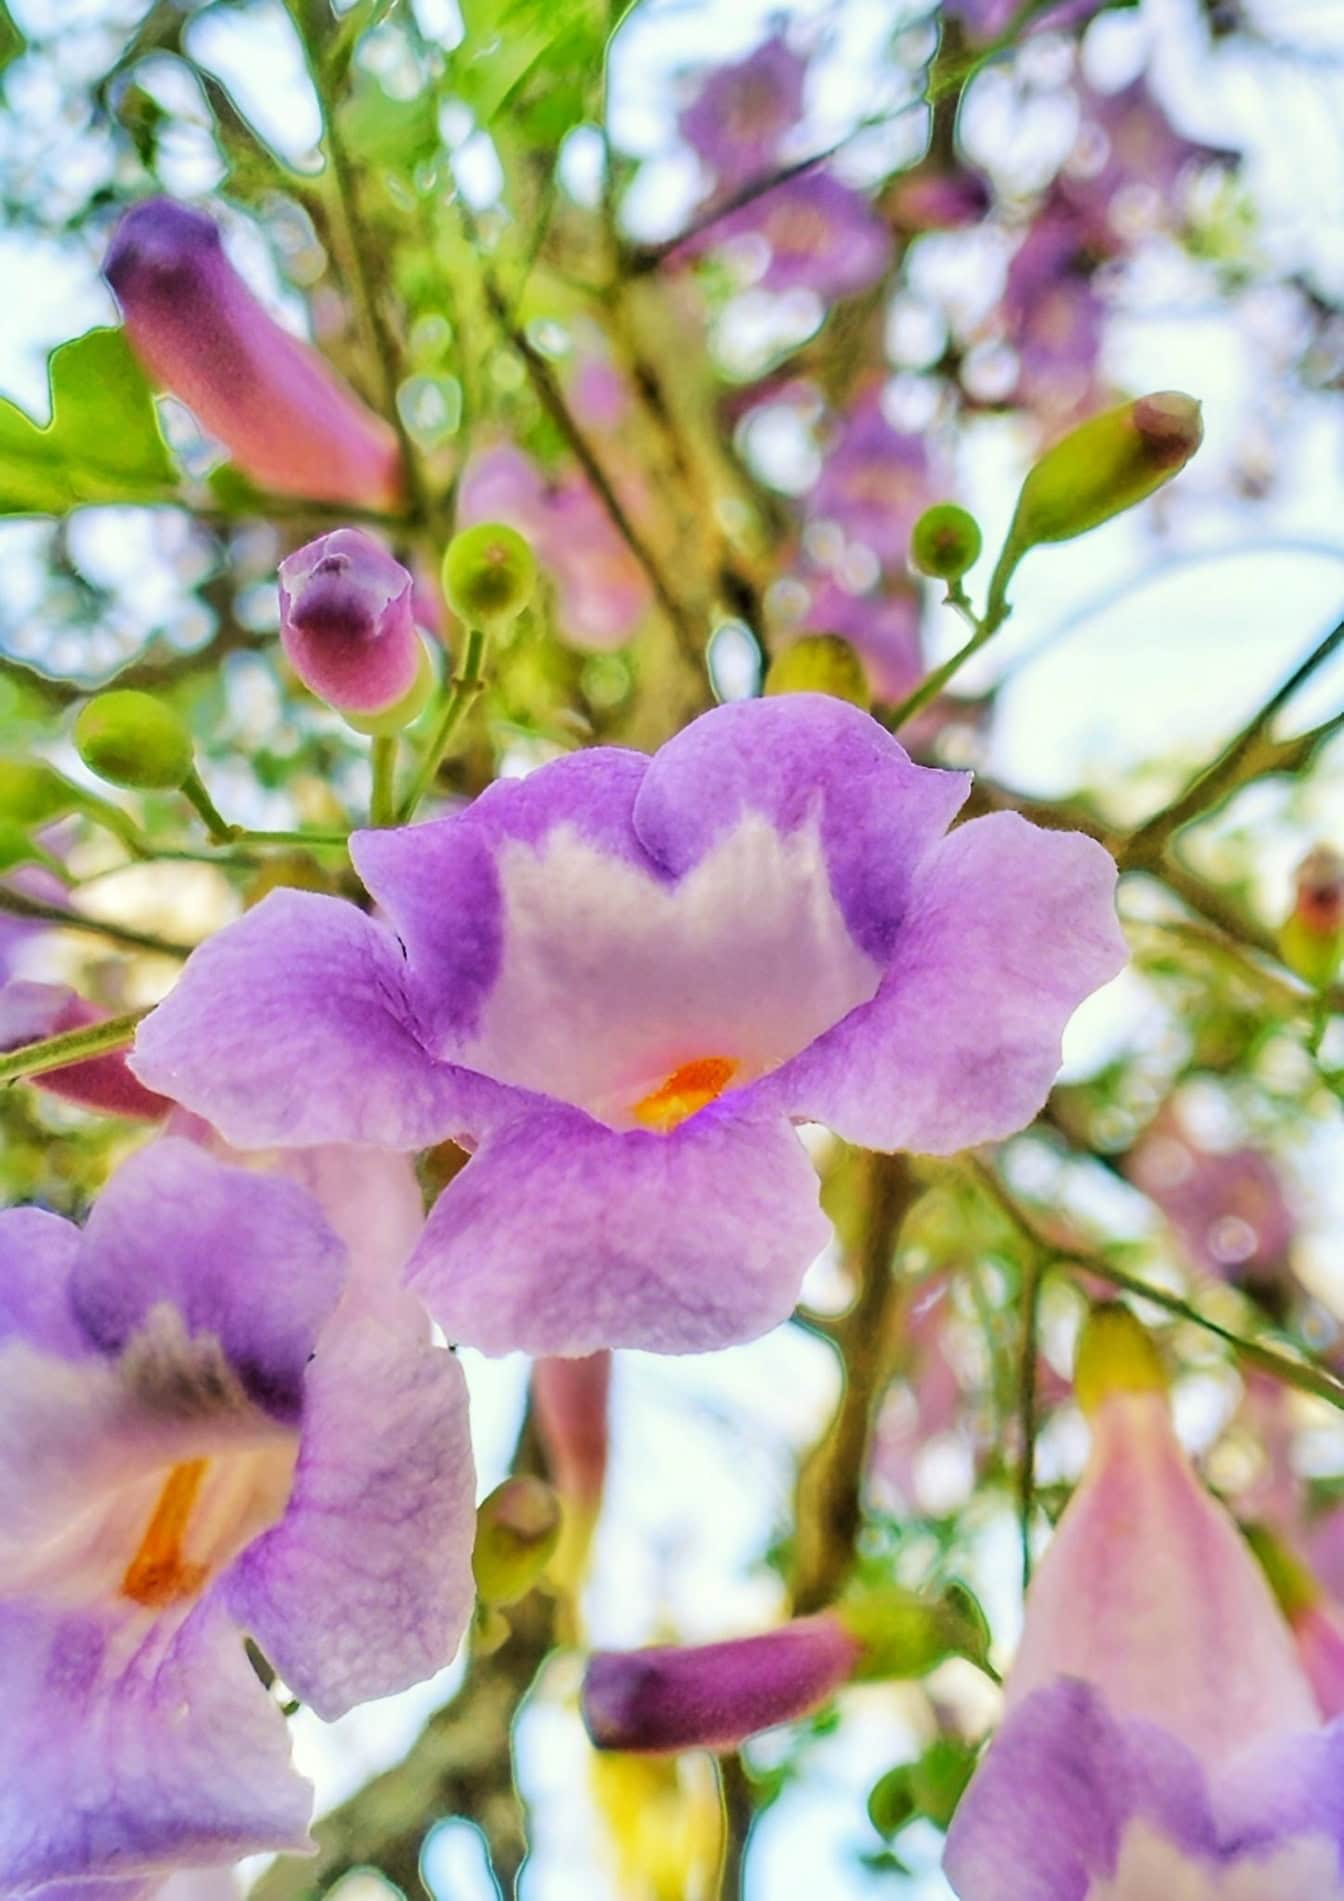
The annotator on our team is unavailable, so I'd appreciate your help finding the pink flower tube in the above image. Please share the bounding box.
[104,199,404,511]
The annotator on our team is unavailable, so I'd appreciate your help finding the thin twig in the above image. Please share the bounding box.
[0,889,193,958]
[0,1008,151,1085]
[1015,1250,1043,1592]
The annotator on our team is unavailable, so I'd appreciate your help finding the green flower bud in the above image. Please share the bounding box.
[1007,392,1203,553]
[1074,1302,1168,1418]
[910,503,983,580]
[1278,845,1344,990]
[839,1579,988,1682]
[764,636,871,710]
[442,522,537,629]
[472,1476,563,1606]
[73,690,194,792]
[342,640,436,736]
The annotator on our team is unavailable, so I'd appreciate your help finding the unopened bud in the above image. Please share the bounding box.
[442,522,537,630]
[104,198,403,511]
[472,1476,562,1605]
[582,1612,861,1755]
[1073,1302,1168,1417]
[910,503,983,580]
[764,635,870,709]
[74,690,194,792]
[1007,392,1202,554]
[278,529,430,728]
[1279,846,1344,989]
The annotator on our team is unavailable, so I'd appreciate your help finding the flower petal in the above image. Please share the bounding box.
[0,1601,310,1893]
[130,892,491,1151]
[0,1206,85,1358]
[408,1101,830,1355]
[772,811,1126,1152]
[225,1304,475,1720]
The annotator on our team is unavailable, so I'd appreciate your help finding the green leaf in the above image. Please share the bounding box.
[0,329,177,518]
[0,2,25,76]
[339,72,439,172]
[452,0,635,145]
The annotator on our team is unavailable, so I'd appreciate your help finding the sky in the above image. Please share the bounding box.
[2,0,1344,1896]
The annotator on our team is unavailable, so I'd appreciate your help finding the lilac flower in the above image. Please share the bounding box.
[1063,78,1231,236]
[685,171,892,302]
[131,695,1124,1358]
[805,391,933,569]
[458,444,650,650]
[104,199,403,511]
[782,572,924,705]
[944,1307,1344,1900]
[0,858,68,982]
[0,980,171,1119]
[0,1138,474,1893]
[678,34,806,190]
[583,1614,861,1753]
[277,529,425,718]
[1124,1110,1295,1290]
[885,163,992,236]
[942,0,1105,42]
[999,206,1109,417]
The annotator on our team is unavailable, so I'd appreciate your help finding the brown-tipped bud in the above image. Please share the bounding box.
[1279,845,1344,989]
[1006,391,1203,553]
[472,1476,562,1606]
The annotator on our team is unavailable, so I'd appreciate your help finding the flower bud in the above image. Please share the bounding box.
[442,521,537,630]
[104,198,404,511]
[764,636,871,710]
[278,529,430,726]
[1279,845,1344,990]
[73,690,194,792]
[1073,1302,1167,1417]
[1006,391,1202,553]
[532,1352,610,1588]
[472,1476,563,1606]
[0,980,170,1119]
[910,503,983,580]
[582,1612,861,1755]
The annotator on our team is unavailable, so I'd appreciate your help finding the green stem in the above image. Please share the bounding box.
[369,734,398,829]
[229,828,352,851]
[180,768,237,845]
[0,1008,150,1086]
[397,627,488,823]
[0,888,192,958]
[1015,1251,1043,1591]
[886,541,1021,730]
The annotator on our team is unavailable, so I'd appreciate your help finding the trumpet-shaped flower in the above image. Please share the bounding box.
[131,695,1124,1357]
[0,1139,474,1895]
[944,1308,1344,1900]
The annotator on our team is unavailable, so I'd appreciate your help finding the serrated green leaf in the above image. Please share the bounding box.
[0,329,177,518]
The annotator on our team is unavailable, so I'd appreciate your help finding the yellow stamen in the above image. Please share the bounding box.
[121,1459,210,1608]
[632,1056,737,1133]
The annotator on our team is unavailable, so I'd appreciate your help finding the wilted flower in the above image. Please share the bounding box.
[0,1139,474,1892]
[132,695,1124,1358]
[104,198,403,511]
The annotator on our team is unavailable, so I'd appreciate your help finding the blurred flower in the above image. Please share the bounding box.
[0,1138,473,1893]
[998,204,1109,417]
[0,980,170,1119]
[805,389,934,567]
[681,170,892,301]
[132,695,1125,1358]
[885,162,992,236]
[942,0,1105,40]
[104,198,403,511]
[945,1305,1342,1900]
[778,572,924,705]
[1124,1108,1295,1291]
[679,33,806,189]
[1063,77,1234,239]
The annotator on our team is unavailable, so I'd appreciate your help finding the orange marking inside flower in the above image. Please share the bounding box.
[632,1056,737,1133]
[121,1459,210,1608]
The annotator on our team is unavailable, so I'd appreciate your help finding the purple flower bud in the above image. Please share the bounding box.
[582,1613,861,1754]
[278,528,422,717]
[104,198,404,511]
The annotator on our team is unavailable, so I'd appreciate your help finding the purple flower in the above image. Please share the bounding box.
[1125,1113,1295,1290]
[678,34,806,190]
[278,529,424,718]
[458,444,650,650]
[999,207,1109,417]
[686,171,892,301]
[131,695,1125,1358]
[782,572,924,705]
[942,0,1105,41]
[1063,78,1231,235]
[0,981,171,1120]
[0,1138,474,1893]
[944,1308,1343,1900]
[104,199,404,511]
[583,1614,861,1754]
[805,391,933,568]
[885,163,992,236]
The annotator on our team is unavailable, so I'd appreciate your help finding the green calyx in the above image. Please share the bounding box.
[837,1577,992,1682]
[472,1476,563,1606]
[1074,1302,1168,1417]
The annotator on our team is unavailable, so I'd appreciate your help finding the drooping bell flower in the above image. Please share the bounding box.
[944,1304,1344,1900]
[104,199,404,511]
[0,980,171,1120]
[804,391,933,570]
[131,694,1125,1359]
[583,1614,862,1754]
[0,1138,474,1894]
[277,529,428,722]
[678,33,807,190]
